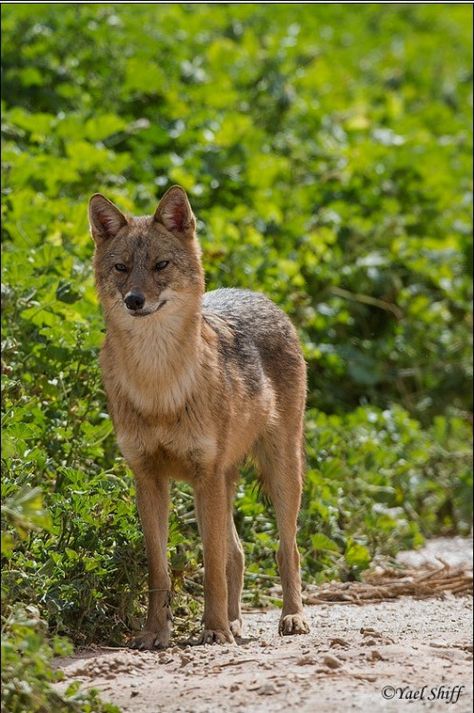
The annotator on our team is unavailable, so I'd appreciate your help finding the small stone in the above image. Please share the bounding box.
[323,654,342,669]
[296,655,316,666]
[330,637,349,648]
[257,683,278,695]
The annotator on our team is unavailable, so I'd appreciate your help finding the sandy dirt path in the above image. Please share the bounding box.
[55,538,473,713]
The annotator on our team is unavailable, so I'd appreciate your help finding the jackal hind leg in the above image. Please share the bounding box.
[225,469,245,638]
[254,434,309,636]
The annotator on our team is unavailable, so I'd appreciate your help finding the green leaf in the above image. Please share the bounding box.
[311,533,340,553]
[345,542,371,569]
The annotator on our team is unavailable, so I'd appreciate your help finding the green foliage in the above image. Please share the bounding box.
[2,3,472,418]
[1,495,119,713]
[2,606,119,713]
[237,406,472,588]
[1,4,472,709]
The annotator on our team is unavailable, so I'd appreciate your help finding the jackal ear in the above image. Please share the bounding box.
[89,194,128,242]
[154,186,195,237]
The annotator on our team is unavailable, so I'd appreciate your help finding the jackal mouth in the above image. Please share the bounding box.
[127,300,167,317]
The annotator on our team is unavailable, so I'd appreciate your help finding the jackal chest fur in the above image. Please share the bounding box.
[102,340,275,479]
[102,358,217,471]
[115,402,218,475]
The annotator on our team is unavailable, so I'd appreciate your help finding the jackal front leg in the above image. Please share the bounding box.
[131,472,171,650]
[194,476,235,645]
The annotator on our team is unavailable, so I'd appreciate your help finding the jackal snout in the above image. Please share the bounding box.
[124,290,145,311]
[123,287,168,317]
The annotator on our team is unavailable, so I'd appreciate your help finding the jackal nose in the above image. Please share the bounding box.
[124,291,145,311]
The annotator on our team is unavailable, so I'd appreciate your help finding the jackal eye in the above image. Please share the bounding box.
[114,263,128,272]
[154,260,169,271]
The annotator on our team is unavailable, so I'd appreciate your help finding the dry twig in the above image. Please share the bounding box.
[303,560,473,605]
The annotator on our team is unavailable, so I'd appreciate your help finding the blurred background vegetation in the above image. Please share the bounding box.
[1,4,472,711]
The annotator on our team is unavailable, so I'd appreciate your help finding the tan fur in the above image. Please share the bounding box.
[90,186,309,647]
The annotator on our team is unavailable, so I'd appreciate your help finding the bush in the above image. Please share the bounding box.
[1,491,119,713]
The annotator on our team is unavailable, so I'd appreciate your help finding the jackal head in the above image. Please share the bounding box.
[89,186,204,323]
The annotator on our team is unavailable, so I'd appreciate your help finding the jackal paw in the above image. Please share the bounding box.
[197,628,235,645]
[130,628,170,650]
[229,618,243,638]
[279,613,310,636]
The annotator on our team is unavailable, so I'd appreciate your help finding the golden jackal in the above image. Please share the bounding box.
[89,186,309,648]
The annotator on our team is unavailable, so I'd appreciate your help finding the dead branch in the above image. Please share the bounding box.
[303,561,472,605]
